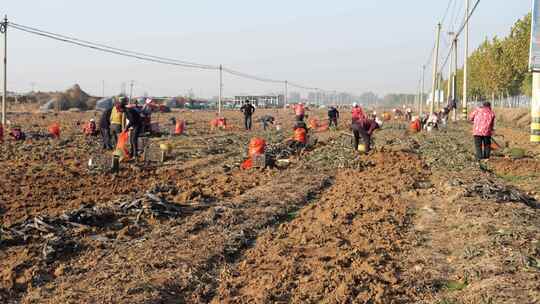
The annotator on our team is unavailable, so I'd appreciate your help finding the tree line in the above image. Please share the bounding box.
[446,13,532,101]
[360,13,532,108]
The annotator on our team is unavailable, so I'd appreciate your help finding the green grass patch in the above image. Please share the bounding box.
[497,174,538,183]
[445,280,468,291]
[286,211,298,221]
[437,298,459,304]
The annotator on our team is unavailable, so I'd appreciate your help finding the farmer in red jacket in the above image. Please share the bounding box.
[469,101,496,160]
[351,103,365,123]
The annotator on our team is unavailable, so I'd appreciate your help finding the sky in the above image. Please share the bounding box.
[0,0,533,98]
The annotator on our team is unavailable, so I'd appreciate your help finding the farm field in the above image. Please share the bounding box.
[1,108,539,304]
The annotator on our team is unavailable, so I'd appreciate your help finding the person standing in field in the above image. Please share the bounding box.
[294,102,306,121]
[240,100,256,130]
[351,102,365,123]
[121,99,144,158]
[99,106,113,150]
[469,101,496,160]
[328,106,339,127]
[109,97,125,146]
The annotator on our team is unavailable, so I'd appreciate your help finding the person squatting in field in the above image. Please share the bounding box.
[240,100,256,130]
[351,116,381,153]
[469,101,496,160]
[83,118,98,136]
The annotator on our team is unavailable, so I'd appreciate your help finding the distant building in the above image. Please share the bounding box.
[234,95,285,108]
[289,92,301,103]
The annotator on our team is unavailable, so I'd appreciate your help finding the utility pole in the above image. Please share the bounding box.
[447,33,454,113]
[431,23,442,114]
[129,80,134,102]
[531,0,540,143]
[218,64,223,116]
[284,80,288,110]
[102,80,105,97]
[452,36,458,121]
[437,72,443,111]
[463,0,470,119]
[1,15,7,126]
[420,64,425,116]
[30,82,36,93]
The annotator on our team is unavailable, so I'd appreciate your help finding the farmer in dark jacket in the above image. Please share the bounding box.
[328,106,339,127]
[99,107,113,150]
[240,100,255,130]
[121,102,144,158]
[351,117,381,153]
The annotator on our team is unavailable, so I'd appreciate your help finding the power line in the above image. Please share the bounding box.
[439,0,481,72]
[221,67,283,84]
[440,0,455,27]
[10,22,218,70]
[8,21,330,94]
[10,24,219,70]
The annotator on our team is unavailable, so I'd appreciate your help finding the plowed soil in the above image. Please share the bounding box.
[215,151,427,303]
[1,109,539,304]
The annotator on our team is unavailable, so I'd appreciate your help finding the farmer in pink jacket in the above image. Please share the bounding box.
[469,101,496,160]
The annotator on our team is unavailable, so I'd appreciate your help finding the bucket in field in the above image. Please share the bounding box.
[357,144,367,153]
[48,122,61,138]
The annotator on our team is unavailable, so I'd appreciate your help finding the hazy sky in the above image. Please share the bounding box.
[0,0,532,98]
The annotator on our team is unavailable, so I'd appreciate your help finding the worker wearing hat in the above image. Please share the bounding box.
[83,118,98,136]
[351,102,365,123]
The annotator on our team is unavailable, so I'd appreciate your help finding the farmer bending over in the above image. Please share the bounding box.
[259,115,275,130]
[351,117,381,153]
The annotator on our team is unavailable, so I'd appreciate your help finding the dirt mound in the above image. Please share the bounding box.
[38,84,98,111]
[495,108,530,129]
[214,151,428,303]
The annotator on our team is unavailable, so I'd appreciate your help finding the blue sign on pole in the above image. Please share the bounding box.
[530,0,540,71]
